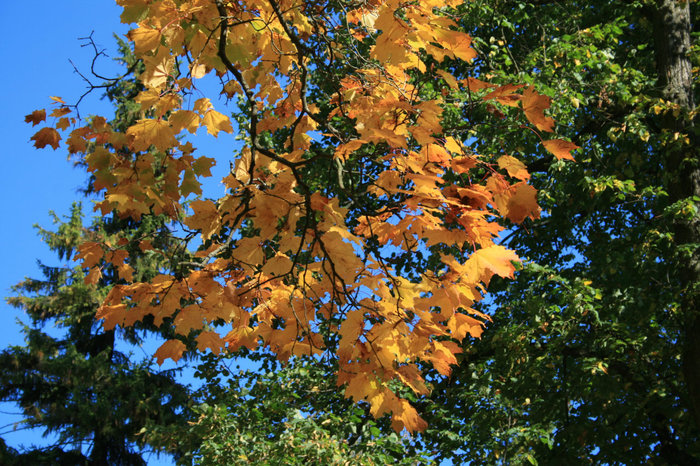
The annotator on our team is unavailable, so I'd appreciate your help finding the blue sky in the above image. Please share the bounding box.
[1,0,247,458]
[0,0,128,454]
[1,0,128,339]
[0,2,235,461]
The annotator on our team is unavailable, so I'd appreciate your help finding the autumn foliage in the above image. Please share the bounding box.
[28,0,576,432]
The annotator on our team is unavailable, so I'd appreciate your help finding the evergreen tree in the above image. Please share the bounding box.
[1,41,194,465]
[0,205,193,465]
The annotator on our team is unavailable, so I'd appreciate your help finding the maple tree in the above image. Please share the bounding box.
[28,0,578,431]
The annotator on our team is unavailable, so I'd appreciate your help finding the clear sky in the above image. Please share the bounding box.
[0,1,233,462]
[1,0,128,340]
[0,0,129,455]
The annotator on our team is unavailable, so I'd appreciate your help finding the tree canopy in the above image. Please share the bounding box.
[27,0,577,432]
[11,0,700,463]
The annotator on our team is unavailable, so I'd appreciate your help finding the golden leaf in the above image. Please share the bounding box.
[196,331,224,355]
[128,27,161,54]
[185,200,221,240]
[465,245,520,286]
[126,118,177,151]
[169,110,200,134]
[202,110,233,137]
[497,155,530,181]
[543,139,579,161]
[74,242,104,268]
[174,305,204,335]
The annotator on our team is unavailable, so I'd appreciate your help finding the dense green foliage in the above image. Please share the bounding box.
[416,0,700,464]
[155,354,432,465]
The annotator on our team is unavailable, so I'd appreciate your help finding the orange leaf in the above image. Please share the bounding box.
[465,245,520,286]
[497,155,530,181]
[391,400,428,433]
[451,156,477,174]
[436,69,459,89]
[422,143,450,165]
[461,77,495,91]
[30,127,61,149]
[196,331,224,355]
[96,302,127,330]
[154,339,186,365]
[56,117,71,131]
[50,107,71,118]
[483,84,524,107]
[84,267,102,285]
[504,182,540,223]
[24,109,46,126]
[74,242,104,268]
[521,86,555,132]
[434,29,476,61]
[174,305,204,335]
[543,139,579,161]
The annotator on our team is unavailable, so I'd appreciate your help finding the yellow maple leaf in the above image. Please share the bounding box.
[128,26,161,54]
[169,110,200,134]
[185,200,221,240]
[126,118,177,152]
[202,110,233,137]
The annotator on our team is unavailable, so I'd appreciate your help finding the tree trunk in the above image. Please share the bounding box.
[651,0,700,428]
